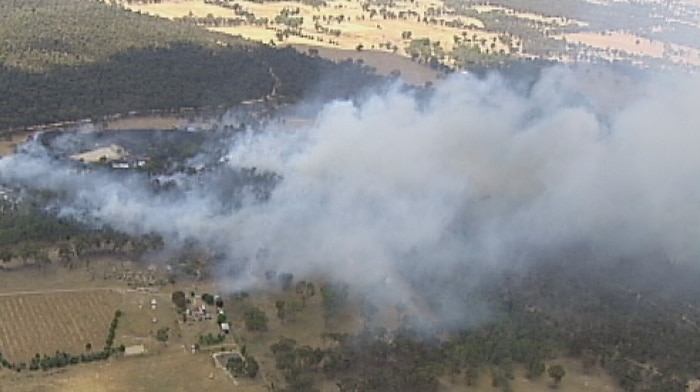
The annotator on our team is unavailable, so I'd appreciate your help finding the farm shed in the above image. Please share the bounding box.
[124,344,146,356]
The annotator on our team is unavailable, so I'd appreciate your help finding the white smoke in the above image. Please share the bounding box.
[1,65,699,325]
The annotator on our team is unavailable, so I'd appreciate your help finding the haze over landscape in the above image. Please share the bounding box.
[5,67,700,301]
[1,0,700,391]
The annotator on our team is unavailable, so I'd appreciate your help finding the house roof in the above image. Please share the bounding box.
[124,345,146,356]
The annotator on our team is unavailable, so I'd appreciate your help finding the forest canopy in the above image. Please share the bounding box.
[0,0,380,131]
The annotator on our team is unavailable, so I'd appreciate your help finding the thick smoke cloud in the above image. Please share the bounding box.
[1,66,699,325]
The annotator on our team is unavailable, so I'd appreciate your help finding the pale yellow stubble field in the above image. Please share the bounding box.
[125,0,508,54]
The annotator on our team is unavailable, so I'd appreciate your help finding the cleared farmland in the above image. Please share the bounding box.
[0,290,123,362]
[124,0,510,57]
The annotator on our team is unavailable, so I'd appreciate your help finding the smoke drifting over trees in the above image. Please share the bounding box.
[1,66,699,326]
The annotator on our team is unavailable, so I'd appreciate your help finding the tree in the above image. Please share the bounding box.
[548,364,566,387]
[305,282,315,297]
[156,327,170,342]
[243,307,268,331]
[201,293,215,305]
[361,299,378,326]
[0,249,13,263]
[199,333,225,346]
[527,358,545,379]
[226,355,246,375]
[278,273,294,290]
[286,301,303,322]
[465,365,479,386]
[296,281,315,307]
[246,355,259,378]
[57,243,74,268]
[18,243,37,265]
[321,283,348,324]
[171,291,187,310]
[275,300,286,322]
[35,250,51,268]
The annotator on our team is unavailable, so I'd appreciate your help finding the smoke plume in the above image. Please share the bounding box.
[1,65,699,326]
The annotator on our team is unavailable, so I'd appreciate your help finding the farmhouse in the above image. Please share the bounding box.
[186,303,212,322]
[111,157,148,170]
[111,161,130,169]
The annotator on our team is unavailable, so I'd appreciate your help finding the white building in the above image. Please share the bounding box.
[124,345,146,356]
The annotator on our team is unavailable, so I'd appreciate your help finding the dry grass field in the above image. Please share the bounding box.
[0,290,123,362]
[102,115,183,131]
[436,358,621,392]
[120,0,700,68]
[124,0,509,56]
[0,131,33,156]
[0,256,183,360]
[0,260,235,391]
[562,31,700,66]
[0,349,250,392]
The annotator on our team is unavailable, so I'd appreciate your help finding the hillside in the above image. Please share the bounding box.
[2,2,700,392]
[0,0,381,131]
